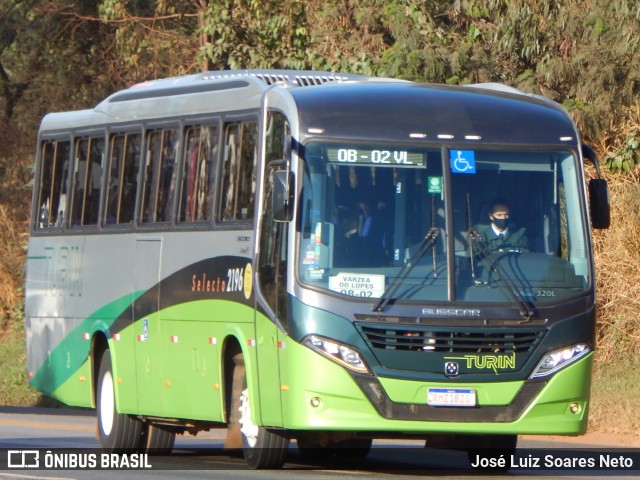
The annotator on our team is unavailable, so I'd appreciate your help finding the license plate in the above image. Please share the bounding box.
[427,388,476,407]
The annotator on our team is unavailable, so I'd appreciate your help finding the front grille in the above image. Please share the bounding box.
[357,323,546,354]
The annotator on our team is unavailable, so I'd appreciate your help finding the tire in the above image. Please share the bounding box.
[96,349,143,452]
[141,424,176,455]
[230,353,289,469]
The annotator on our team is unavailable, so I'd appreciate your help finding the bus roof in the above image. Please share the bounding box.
[38,70,577,146]
[289,82,577,146]
[38,70,373,132]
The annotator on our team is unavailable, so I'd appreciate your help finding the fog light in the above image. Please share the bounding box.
[570,403,581,414]
[310,397,322,408]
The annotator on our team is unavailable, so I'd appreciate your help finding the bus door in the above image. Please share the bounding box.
[255,162,289,427]
[253,110,292,427]
[133,238,164,416]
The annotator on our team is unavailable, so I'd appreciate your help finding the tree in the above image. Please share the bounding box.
[449,0,640,161]
[98,0,202,81]
[199,0,311,70]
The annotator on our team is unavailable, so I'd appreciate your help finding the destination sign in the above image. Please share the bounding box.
[326,147,425,167]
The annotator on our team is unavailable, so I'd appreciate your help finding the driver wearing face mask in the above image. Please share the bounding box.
[479,198,528,251]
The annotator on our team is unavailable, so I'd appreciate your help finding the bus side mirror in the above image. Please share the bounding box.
[589,178,610,229]
[273,170,295,222]
[582,144,610,229]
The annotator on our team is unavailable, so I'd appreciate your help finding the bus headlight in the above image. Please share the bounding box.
[303,335,370,374]
[529,344,590,379]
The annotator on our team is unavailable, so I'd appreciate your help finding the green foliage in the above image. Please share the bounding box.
[97,0,199,81]
[301,0,390,74]
[377,1,452,82]
[606,132,640,173]
[199,0,311,70]
[0,0,638,152]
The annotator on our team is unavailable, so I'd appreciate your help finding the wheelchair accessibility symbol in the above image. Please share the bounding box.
[450,150,476,174]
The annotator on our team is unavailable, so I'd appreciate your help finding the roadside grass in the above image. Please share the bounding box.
[589,353,640,434]
[0,324,42,406]
[2,322,640,436]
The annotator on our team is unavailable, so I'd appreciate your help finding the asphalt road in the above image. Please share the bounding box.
[0,406,638,479]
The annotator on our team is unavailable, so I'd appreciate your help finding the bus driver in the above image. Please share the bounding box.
[478,198,528,251]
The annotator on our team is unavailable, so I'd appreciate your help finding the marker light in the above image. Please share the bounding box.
[303,335,370,374]
[529,344,590,379]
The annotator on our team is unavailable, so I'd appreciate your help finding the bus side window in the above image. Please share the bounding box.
[85,139,104,225]
[178,124,218,223]
[70,137,104,227]
[219,120,257,222]
[122,134,141,224]
[36,140,71,229]
[156,129,178,222]
[104,133,141,225]
[105,136,123,224]
[141,128,178,224]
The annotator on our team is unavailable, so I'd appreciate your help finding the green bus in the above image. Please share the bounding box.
[25,70,610,468]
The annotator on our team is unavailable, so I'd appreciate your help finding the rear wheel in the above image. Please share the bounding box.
[230,353,289,469]
[96,349,143,452]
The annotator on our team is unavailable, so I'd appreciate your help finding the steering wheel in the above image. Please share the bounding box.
[486,244,532,255]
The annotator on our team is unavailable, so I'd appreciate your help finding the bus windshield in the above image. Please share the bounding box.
[298,142,590,307]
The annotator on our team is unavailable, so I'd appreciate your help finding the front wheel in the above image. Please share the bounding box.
[96,349,143,452]
[231,353,289,469]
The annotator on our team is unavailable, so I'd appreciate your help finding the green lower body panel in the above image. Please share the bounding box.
[110,300,255,421]
[46,359,94,408]
[36,298,257,423]
[36,293,592,438]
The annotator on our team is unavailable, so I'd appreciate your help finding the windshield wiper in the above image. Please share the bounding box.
[372,227,440,313]
[468,229,535,321]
